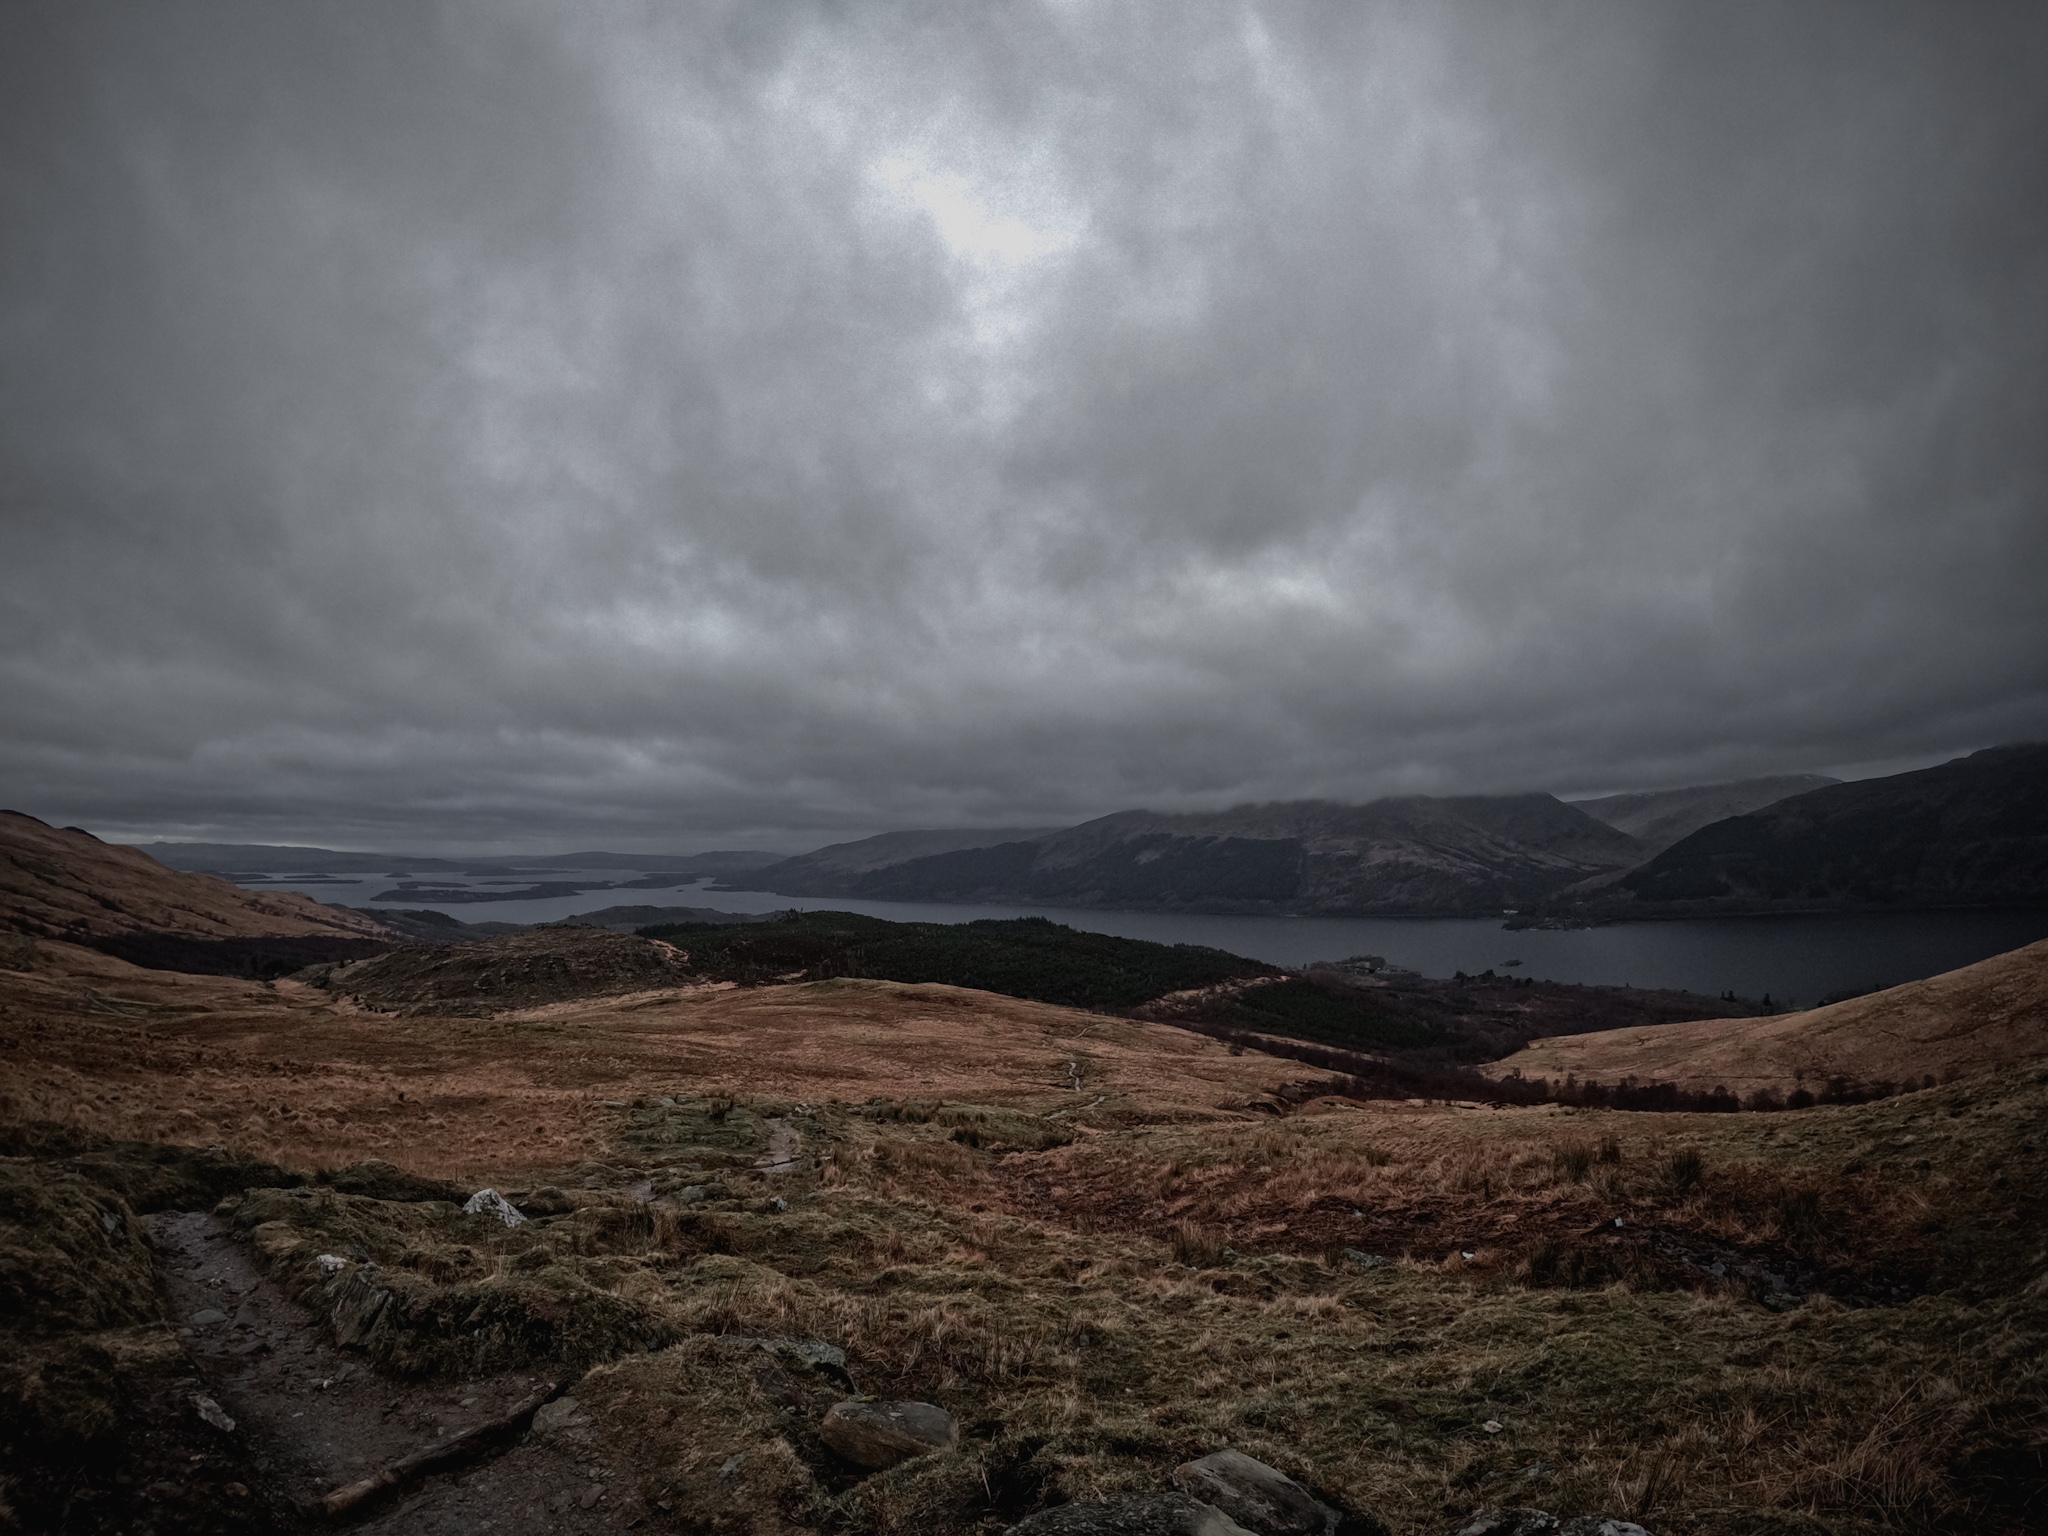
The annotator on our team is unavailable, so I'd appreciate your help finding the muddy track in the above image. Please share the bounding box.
[145,1211,648,1532]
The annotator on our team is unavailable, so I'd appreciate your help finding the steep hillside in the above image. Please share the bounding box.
[1614,744,2048,911]
[1572,774,1839,852]
[749,795,1646,915]
[0,811,392,944]
[1486,936,2048,1096]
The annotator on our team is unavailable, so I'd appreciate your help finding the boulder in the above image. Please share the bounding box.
[819,1398,958,1469]
[1005,1492,1257,1535]
[1170,1450,1339,1536]
[1557,1522,1651,1536]
[463,1188,527,1226]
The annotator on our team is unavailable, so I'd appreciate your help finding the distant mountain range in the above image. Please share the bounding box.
[731,795,1648,916]
[135,842,783,877]
[99,747,2048,920]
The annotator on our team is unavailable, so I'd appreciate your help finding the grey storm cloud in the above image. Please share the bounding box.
[2,1,2045,852]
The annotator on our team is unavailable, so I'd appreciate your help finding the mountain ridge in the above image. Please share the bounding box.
[1608,744,2048,913]
[733,793,1649,916]
[1571,773,1841,853]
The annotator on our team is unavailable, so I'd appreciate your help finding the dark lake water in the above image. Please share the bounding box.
[241,870,2048,1011]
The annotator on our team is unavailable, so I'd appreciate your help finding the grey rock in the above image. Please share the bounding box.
[463,1188,527,1226]
[819,1398,959,1469]
[1341,1250,1387,1269]
[727,1335,854,1388]
[1005,1493,1257,1536]
[231,1303,259,1329]
[189,1307,227,1326]
[327,1265,391,1346]
[532,1396,591,1437]
[1556,1521,1652,1536]
[1171,1450,1339,1536]
[579,1484,603,1509]
[1444,1512,1558,1536]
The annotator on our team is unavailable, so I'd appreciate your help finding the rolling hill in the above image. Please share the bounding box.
[1486,936,2048,1096]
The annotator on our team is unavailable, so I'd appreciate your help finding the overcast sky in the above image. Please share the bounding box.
[3,2,2045,854]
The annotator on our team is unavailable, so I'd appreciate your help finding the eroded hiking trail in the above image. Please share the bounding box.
[147,1210,641,1533]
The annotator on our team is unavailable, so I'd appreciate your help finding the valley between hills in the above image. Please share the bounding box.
[2,810,2046,1536]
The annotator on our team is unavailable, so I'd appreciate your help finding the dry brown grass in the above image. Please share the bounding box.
[0,812,389,941]
[0,944,1300,1180]
[8,933,2048,1534]
[1488,938,2048,1096]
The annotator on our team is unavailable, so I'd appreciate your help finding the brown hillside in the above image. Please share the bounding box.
[0,939,1299,1176]
[1486,937,2048,1096]
[0,809,390,941]
[6,929,2048,1533]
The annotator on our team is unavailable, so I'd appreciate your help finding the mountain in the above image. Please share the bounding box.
[1571,774,1840,853]
[734,827,1059,895]
[1613,744,2048,912]
[743,796,1646,915]
[0,811,393,960]
[136,841,781,875]
[1486,936,2048,1096]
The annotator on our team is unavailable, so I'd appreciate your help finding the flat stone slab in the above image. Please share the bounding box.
[819,1399,958,1470]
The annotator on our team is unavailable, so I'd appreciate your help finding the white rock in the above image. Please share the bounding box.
[464,1188,527,1226]
[192,1393,236,1432]
[315,1253,349,1275]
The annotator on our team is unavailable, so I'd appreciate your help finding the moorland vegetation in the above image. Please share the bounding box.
[2,814,2045,1534]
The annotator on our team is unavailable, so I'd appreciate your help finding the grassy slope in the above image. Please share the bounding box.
[1488,938,2048,1096]
[0,810,392,943]
[3,937,2044,1534]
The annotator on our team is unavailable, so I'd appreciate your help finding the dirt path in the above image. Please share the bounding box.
[147,1212,650,1531]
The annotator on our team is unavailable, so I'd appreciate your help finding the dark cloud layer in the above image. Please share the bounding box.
[3,2,2045,852]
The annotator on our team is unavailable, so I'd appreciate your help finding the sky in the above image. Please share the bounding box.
[3,2,2045,855]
